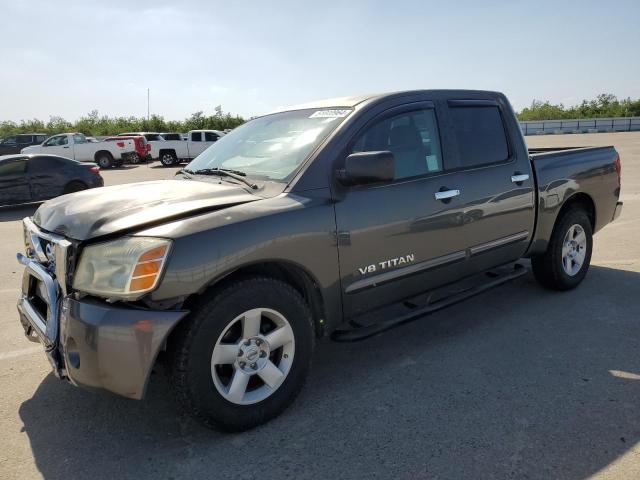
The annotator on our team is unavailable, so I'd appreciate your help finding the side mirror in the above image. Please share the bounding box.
[338,151,395,186]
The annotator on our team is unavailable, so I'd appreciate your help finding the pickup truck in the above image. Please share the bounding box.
[15,90,623,432]
[156,129,225,166]
[21,133,136,168]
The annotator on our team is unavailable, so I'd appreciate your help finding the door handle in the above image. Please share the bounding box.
[511,174,529,183]
[434,189,461,201]
[63,146,70,149]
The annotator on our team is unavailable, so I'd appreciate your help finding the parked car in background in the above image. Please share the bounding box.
[14,90,622,431]
[118,132,165,161]
[0,154,102,206]
[86,136,99,143]
[0,134,48,156]
[105,135,151,164]
[159,132,182,141]
[157,129,225,166]
[21,133,136,168]
[117,132,164,141]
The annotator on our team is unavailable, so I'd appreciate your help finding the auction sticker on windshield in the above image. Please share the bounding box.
[309,109,351,118]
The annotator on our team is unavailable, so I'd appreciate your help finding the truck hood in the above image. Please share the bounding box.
[33,179,261,241]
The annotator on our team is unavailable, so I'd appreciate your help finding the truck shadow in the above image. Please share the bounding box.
[18,265,640,479]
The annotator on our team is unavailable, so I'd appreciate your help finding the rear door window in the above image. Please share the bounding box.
[204,132,219,142]
[0,158,27,175]
[191,132,203,142]
[449,105,509,168]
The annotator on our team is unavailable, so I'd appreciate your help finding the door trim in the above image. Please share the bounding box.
[345,250,466,294]
[468,231,529,256]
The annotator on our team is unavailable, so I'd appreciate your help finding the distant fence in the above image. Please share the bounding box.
[519,117,640,135]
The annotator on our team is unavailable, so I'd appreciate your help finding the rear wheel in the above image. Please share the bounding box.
[532,208,593,290]
[166,277,314,431]
[160,151,177,167]
[63,181,87,194]
[96,153,114,169]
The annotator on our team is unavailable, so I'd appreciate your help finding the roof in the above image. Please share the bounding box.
[267,94,382,115]
[265,89,504,116]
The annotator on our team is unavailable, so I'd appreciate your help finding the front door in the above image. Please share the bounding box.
[41,134,71,158]
[0,157,30,205]
[334,103,470,318]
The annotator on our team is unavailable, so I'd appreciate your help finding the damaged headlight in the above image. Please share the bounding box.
[73,237,171,300]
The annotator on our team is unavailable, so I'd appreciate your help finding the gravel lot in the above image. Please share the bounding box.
[1,132,639,479]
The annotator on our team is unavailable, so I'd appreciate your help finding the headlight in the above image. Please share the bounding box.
[73,237,171,300]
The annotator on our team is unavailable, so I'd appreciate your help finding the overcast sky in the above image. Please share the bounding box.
[2,0,639,122]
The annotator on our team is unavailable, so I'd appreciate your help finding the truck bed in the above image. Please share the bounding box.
[526,144,620,255]
[528,145,612,157]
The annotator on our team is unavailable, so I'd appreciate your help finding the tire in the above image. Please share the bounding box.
[531,208,593,291]
[96,153,113,169]
[166,277,315,431]
[129,153,140,165]
[160,151,177,167]
[63,181,87,194]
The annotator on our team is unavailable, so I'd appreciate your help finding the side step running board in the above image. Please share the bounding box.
[331,264,529,342]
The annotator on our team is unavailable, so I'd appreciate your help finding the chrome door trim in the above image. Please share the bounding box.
[469,231,529,256]
[345,250,466,294]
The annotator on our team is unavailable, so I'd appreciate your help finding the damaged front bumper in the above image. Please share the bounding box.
[16,218,189,399]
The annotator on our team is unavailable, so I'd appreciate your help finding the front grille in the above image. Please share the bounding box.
[18,217,73,348]
[23,218,72,295]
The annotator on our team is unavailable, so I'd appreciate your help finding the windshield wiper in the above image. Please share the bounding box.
[183,168,258,189]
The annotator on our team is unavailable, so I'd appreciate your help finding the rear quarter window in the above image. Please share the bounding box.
[449,105,509,168]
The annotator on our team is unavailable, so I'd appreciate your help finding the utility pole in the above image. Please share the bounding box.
[147,88,150,120]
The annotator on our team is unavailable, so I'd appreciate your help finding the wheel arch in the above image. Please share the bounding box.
[183,260,328,338]
[159,148,177,157]
[93,150,113,161]
[527,191,596,257]
[555,192,596,232]
[63,179,88,194]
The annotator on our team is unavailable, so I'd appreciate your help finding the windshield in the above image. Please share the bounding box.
[185,108,352,181]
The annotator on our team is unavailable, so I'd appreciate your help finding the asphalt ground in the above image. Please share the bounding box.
[0,132,639,479]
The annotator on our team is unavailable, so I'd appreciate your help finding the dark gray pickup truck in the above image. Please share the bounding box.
[16,90,623,431]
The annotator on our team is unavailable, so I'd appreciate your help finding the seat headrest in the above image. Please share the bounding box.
[389,125,422,149]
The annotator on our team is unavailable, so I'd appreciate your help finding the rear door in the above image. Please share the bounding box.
[69,133,92,161]
[28,155,69,201]
[0,157,30,205]
[17,135,34,152]
[188,131,208,158]
[334,101,470,317]
[444,99,535,273]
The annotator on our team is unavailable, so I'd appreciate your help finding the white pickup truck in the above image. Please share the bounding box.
[156,129,225,166]
[21,133,136,168]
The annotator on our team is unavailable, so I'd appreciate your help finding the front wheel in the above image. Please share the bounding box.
[532,208,593,290]
[166,277,314,431]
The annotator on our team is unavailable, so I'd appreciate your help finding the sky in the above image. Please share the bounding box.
[1,0,639,122]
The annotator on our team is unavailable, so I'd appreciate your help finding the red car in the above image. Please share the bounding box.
[104,135,151,164]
